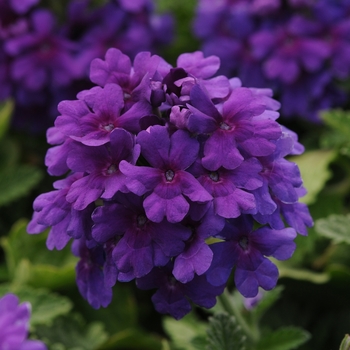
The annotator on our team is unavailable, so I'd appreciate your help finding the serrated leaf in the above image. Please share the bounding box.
[320,130,350,156]
[0,100,13,140]
[163,313,207,350]
[0,284,72,327]
[0,165,43,206]
[289,150,336,205]
[206,312,247,350]
[35,314,108,350]
[321,109,350,137]
[315,214,350,244]
[256,327,310,350]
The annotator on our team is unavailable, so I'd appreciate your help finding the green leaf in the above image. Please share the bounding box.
[289,150,336,205]
[99,328,163,350]
[251,286,284,321]
[1,219,77,289]
[274,261,330,284]
[0,100,13,140]
[206,312,247,350]
[315,214,350,244]
[35,314,108,350]
[320,110,350,156]
[256,327,311,350]
[0,284,72,327]
[339,334,350,350]
[163,313,207,350]
[321,110,350,137]
[0,165,43,206]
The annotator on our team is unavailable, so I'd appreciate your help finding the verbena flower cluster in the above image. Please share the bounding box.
[193,0,350,122]
[0,293,47,350]
[28,48,313,320]
[0,0,173,131]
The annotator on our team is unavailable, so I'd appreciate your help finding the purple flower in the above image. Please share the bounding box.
[137,262,226,320]
[56,83,153,145]
[92,193,191,280]
[193,158,263,219]
[65,128,140,210]
[28,48,312,319]
[120,125,212,223]
[207,215,297,297]
[0,293,47,350]
[185,84,281,170]
[73,238,113,309]
[193,0,350,121]
[5,9,79,90]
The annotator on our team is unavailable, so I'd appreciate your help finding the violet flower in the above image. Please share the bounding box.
[0,293,47,350]
[193,0,350,122]
[28,48,312,319]
[120,125,213,223]
[207,215,297,297]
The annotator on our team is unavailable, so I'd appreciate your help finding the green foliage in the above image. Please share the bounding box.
[35,314,108,350]
[154,0,199,63]
[163,313,207,350]
[206,312,247,350]
[320,110,350,156]
[0,130,43,207]
[1,219,76,289]
[0,100,13,140]
[256,327,311,350]
[251,286,284,321]
[0,165,43,206]
[0,284,72,327]
[289,150,336,205]
[340,334,350,350]
[99,328,164,350]
[315,214,350,244]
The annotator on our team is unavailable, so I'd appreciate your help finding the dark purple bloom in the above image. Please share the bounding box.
[27,173,82,250]
[73,238,113,309]
[55,83,152,146]
[137,262,226,320]
[92,193,191,280]
[0,293,47,350]
[120,125,212,223]
[172,213,224,283]
[28,47,312,319]
[5,9,79,90]
[193,158,263,219]
[65,128,140,210]
[207,215,297,297]
[193,0,350,122]
[185,84,281,170]
[6,0,38,14]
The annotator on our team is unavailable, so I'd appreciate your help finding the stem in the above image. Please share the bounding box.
[218,289,259,342]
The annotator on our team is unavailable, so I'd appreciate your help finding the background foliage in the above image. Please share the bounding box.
[1,0,350,349]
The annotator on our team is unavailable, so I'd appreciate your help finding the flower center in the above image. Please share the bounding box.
[124,92,131,100]
[137,214,147,227]
[103,123,114,132]
[107,164,117,174]
[209,171,219,182]
[239,236,249,251]
[165,169,175,182]
[219,122,231,130]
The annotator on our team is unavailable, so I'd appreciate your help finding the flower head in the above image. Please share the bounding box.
[29,48,312,320]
